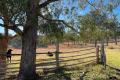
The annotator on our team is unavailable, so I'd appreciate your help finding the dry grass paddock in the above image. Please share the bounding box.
[3,44,96,77]
[0,42,120,79]
[7,42,120,69]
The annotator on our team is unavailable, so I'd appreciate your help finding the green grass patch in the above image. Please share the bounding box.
[43,65,120,80]
[106,48,120,69]
[83,65,120,80]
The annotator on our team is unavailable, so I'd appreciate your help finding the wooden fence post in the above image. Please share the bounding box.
[96,45,100,64]
[55,51,60,68]
[100,43,106,69]
[55,39,60,69]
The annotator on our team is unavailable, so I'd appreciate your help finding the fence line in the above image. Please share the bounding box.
[60,56,96,63]
[0,48,96,65]
[62,59,96,68]
[60,51,95,58]
[0,47,97,79]
[0,47,94,56]
[0,50,96,64]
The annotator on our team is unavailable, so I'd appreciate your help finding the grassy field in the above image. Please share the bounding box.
[6,42,120,70]
[106,42,120,69]
[0,42,120,79]
[3,46,96,78]
[9,42,120,68]
[8,46,96,70]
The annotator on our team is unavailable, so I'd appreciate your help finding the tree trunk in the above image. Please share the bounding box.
[100,40,106,69]
[113,28,117,45]
[3,15,9,51]
[4,28,8,50]
[114,34,117,45]
[18,0,38,79]
[106,37,109,46]
[74,41,75,45]
[0,16,9,61]
[68,41,70,46]
[0,17,8,77]
[105,27,108,46]
[2,6,9,52]
[0,16,8,79]
[19,27,37,79]
[94,40,97,47]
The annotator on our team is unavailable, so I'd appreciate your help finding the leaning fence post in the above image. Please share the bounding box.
[96,45,100,64]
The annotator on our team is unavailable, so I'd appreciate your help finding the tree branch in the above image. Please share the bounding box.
[0,23,23,36]
[39,14,79,33]
[86,0,97,10]
[9,34,19,39]
[0,16,4,21]
[39,0,59,8]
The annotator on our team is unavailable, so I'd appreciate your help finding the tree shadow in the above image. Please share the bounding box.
[106,65,120,75]
[43,67,72,80]
[0,56,7,80]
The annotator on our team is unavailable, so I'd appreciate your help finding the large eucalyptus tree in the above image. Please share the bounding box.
[0,0,120,79]
[0,0,61,79]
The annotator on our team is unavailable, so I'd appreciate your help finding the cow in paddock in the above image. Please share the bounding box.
[6,49,13,63]
[47,51,53,57]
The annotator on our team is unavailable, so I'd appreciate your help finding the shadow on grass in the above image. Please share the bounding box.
[0,59,7,80]
[43,67,72,80]
[106,65,120,75]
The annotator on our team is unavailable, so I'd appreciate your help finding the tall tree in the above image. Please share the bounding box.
[0,0,120,79]
[0,0,60,79]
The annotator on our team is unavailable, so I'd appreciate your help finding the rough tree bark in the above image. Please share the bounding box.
[0,2,9,52]
[3,15,9,51]
[0,15,9,61]
[18,0,38,79]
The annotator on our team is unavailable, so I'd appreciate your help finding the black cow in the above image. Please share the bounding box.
[6,49,13,63]
[47,51,53,57]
